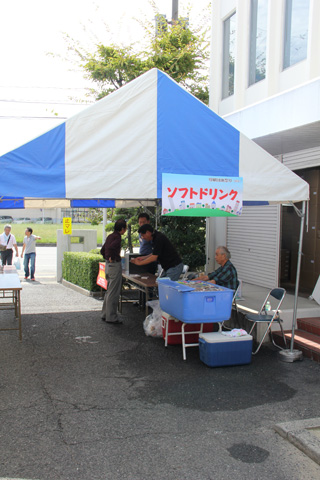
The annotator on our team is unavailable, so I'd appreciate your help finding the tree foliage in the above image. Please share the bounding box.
[66,3,210,269]
[84,45,151,99]
[79,7,210,103]
[159,216,206,271]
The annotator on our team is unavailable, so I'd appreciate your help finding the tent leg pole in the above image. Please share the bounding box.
[102,208,107,245]
[279,200,306,363]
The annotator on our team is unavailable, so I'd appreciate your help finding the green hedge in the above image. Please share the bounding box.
[62,251,104,292]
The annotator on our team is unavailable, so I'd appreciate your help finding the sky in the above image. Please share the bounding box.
[0,0,211,155]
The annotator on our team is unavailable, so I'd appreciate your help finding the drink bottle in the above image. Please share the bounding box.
[265,300,271,313]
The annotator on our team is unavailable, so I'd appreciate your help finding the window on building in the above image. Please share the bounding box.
[222,12,236,99]
[283,0,310,69]
[249,0,268,86]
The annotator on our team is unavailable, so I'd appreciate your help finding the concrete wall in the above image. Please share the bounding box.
[57,229,97,282]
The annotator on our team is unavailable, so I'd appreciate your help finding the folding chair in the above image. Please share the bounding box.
[158,265,189,280]
[245,287,287,354]
[181,265,189,279]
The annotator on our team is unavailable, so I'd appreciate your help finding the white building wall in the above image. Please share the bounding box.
[209,0,320,289]
[210,0,320,116]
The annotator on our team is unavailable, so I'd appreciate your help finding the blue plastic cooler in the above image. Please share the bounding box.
[199,332,253,367]
[157,278,233,323]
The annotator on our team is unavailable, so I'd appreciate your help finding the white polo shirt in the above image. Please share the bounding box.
[0,232,17,250]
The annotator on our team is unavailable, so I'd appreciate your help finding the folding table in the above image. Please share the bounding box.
[0,266,22,340]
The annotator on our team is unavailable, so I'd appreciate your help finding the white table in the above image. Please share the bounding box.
[0,266,22,340]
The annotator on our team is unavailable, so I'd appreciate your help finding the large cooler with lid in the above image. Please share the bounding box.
[157,278,233,323]
[199,332,253,367]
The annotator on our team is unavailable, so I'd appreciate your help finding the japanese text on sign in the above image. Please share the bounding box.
[63,217,72,235]
[97,262,108,290]
[162,173,243,217]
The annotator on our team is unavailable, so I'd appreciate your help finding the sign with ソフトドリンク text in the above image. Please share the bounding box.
[162,173,243,217]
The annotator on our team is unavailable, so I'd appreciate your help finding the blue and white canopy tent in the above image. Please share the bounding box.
[0,68,310,360]
[0,68,308,206]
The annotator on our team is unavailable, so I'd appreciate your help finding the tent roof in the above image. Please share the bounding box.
[0,69,309,207]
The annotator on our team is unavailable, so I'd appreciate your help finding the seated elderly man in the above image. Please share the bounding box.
[195,246,238,290]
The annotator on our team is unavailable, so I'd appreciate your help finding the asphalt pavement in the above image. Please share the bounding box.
[1,247,320,480]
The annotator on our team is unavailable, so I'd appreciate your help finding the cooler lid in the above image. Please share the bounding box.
[199,332,253,343]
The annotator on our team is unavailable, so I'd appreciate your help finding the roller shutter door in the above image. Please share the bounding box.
[227,205,280,288]
[282,146,320,170]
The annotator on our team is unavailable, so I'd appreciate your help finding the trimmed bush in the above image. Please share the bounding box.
[89,248,102,255]
[62,251,104,292]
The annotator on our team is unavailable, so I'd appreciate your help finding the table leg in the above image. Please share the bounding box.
[14,290,18,317]
[182,323,187,360]
[17,290,22,341]
[145,287,149,317]
[165,316,169,347]
[118,287,123,313]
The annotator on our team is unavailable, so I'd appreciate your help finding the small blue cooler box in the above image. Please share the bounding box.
[157,278,233,323]
[199,332,252,367]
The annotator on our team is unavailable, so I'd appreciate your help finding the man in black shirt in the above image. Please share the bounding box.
[100,219,127,324]
[131,225,183,281]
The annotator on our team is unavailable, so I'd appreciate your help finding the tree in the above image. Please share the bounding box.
[75,6,210,103]
[105,207,140,253]
[86,208,103,225]
[159,216,206,271]
[105,206,158,253]
[83,45,151,99]
[64,3,210,268]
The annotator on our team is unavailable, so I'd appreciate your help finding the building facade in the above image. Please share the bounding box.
[209,0,320,293]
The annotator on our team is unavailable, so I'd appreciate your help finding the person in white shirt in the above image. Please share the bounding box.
[20,227,41,281]
[0,224,19,266]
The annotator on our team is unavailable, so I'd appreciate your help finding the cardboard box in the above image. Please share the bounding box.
[199,332,253,367]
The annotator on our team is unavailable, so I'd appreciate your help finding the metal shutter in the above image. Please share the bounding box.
[227,205,280,288]
[283,146,320,170]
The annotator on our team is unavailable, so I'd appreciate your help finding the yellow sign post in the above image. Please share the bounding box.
[63,217,72,235]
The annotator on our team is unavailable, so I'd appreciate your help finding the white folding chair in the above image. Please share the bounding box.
[181,265,189,279]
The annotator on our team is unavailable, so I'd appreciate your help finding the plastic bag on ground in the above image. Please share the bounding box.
[143,300,163,337]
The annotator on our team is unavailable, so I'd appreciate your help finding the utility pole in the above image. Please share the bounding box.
[172,0,179,22]
[155,0,180,35]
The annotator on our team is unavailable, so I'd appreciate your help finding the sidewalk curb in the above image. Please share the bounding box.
[61,278,104,298]
[274,417,320,466]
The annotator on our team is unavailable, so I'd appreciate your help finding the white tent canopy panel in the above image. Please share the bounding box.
[0,69,309,205]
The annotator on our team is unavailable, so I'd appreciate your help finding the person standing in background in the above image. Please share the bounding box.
[0,224,19,265]
[138,212,157,274]
[100,219,127,324]
[138,212,153,255]
[21,227,41,281]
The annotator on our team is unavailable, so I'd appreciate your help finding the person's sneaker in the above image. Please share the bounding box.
[31,278,36,281]
[24,277,28,280]
[106,319,123,325]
